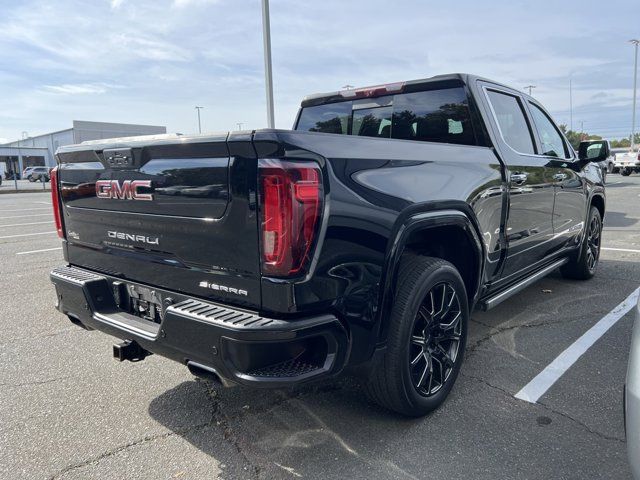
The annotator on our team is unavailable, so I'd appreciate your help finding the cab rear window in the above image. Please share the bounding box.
[295,87,476,146]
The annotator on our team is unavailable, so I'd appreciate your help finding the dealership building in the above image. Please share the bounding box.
[0,120,166,177]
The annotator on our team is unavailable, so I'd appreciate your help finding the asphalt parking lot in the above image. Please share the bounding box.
[1,175,639,479]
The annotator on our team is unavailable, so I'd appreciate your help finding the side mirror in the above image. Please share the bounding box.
[579,141,610,162]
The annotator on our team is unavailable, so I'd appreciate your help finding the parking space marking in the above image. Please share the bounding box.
[602,247,640,253]
[515,286,640,404]
[1,207,51,213]
[16,247,62,255]
[0,231,56,239]
[2,213,52,219]
[0,221,52,228]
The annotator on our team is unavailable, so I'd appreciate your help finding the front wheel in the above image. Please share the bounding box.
[365,255,468,416]
[561,206,602,280]
[622,168,631,176]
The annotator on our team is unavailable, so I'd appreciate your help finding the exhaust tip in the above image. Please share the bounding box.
[187,361,226,386]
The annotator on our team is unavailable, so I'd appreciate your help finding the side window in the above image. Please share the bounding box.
[391,87,476,145]
[528,103,569,159]
[486,90,535,154]
[296,102,352,134]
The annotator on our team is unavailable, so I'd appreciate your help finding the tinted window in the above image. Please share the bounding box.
[352,106,392,138]
[486,90,535,154]
[528,103,568,158]
[296,86,476,146]
[296,102,352,134]
[391,88,475,145]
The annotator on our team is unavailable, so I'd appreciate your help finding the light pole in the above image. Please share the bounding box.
[524,85,536,96]
[195,106,204,134]
[569,76,573,132]
[630,39,639,150]
[261,0,275,128]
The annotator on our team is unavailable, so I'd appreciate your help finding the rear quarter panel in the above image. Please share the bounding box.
[254,130,504,363]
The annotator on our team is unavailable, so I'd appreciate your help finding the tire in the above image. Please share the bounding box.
[365,255,468,416]
[622,168,631,176]
[561,206,602,280]
[607,163,614,174]
[28,175,35,182]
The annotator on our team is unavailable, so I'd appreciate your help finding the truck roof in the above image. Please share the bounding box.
[300,73,520,108]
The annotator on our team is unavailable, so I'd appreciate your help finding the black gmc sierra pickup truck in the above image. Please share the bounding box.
[50,74,608,416]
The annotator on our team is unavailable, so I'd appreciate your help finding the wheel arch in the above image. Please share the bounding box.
[590,192,605,221]
[375,202,485,344]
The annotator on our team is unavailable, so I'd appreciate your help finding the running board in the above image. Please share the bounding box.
[478,258,568,311]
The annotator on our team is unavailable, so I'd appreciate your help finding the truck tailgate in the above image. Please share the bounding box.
[56,132,261,309]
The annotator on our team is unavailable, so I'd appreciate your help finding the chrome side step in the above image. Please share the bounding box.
[478,258,568,311]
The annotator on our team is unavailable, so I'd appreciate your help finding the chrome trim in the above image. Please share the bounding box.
[480,258,568,310]
[93,312,158,340]
[481,85,573,162]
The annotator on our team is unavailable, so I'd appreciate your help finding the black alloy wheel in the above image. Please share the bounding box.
[409,282,462,396]
[585,211,601,273]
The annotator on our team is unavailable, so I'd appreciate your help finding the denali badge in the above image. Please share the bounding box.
[107,231,159,245]
[96,180,153,201]
[199,281,248,297]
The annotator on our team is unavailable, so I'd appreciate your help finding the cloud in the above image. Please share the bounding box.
[172,0,220,8]
[0,0,638,142]
[42,83,115,95]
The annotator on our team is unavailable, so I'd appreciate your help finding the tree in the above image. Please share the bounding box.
[558,124,602,150]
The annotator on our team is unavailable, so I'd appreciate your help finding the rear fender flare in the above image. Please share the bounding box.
[375,203,485,344]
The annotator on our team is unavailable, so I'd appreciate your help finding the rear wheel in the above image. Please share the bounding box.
[365,255,468,416]
[561,206,602,280]
[622,168,631,176]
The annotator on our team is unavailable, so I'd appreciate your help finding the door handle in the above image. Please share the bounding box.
[553,173,567,181]
[510,172,528,185]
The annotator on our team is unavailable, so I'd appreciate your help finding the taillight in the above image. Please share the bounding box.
[259,159,322,277]
[50,166,65,238]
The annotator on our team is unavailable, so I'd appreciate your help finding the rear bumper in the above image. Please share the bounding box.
[50,265,349,387]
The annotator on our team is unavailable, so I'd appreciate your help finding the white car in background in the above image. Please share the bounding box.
[614,149,640,176]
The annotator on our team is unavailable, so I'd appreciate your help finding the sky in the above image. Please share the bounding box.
[0,0,639,143]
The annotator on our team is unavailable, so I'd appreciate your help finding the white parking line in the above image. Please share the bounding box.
[0,221,52,228]
[1,207,50,213]
[602,247,640,253]
[2,213,52,219]
[515,287,640,404]
[16,247,62,255]
[0,231,56,239]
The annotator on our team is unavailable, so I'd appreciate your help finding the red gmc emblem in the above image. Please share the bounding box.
[95,180,153,201]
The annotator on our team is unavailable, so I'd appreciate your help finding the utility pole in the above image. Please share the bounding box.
[342,85,354,90]
[524,85,536,96]
[630,39,639,150]
[236,122,243,130]
[569,76,573,132]
[195,106,203,134]
[261,0,275,128]
[580,120,585,140]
